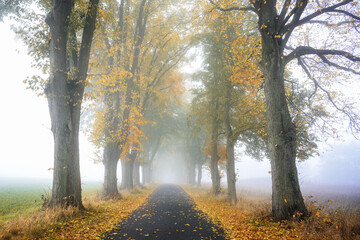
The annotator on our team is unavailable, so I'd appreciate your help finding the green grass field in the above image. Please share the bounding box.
[0,178,102,223]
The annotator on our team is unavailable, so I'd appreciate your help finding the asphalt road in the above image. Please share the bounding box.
[103,184,227,240]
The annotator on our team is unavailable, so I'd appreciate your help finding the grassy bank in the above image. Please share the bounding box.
[185,186,360,240]
[0,179,154,240]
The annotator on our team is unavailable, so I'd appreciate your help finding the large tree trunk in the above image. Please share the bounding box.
[257,3,308,220]
[103,142,120,197]
[45,0,99,209]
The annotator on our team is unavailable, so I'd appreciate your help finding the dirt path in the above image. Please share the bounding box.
[103,184,226,240]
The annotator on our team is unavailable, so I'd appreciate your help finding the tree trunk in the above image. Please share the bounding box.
[257,4,308,219]
[120,159,128,189]
[117,0,149,157]
[210,140,220,195]
[45,0,99,209]
[103,142,120,197]
[226,141,236,204]
[141,134,159,184]
[197,162,202,187]
[187,158,196,185]
[120,157,135,190]
[133,159,140,186]
[224,80,237,204]
[142,162,152,184]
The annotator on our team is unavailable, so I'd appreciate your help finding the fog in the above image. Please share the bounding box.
[1,19,360,203]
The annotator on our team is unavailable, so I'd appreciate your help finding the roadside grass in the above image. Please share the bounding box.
[0,180,102,224]
[0,184,154,240]
[0,189,44,223]
[185,186,360,240]
[0,180,52,224]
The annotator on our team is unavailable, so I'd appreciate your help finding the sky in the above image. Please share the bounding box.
[0,18,360,189]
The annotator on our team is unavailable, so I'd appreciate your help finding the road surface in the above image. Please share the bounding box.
[103,184,226,240]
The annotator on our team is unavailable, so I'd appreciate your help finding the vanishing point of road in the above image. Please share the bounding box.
[103,184,227,240]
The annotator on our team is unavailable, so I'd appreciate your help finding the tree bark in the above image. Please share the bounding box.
[133,159,140,186]
[256,2,308,220]
[103,142,120,197]
[224,80,237,204]
[45,0,99,209]
[120,157,135,190]
[225,141,236,204]
[210,116,221,195]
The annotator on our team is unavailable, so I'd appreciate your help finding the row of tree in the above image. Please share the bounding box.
[2,0,359,221]
[185,0,360,220]
[5,0,197,208]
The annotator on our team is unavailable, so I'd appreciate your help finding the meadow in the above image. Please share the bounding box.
[0,178,102,224]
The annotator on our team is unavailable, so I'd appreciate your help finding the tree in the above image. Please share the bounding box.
[10,0,100,208]
[191,8,267,201]
[210,0,360,220]
[44,0,99,209]
[0,0,31,20]
[185,116,207,187]
[89,0,194,193]
[191,73,222,195]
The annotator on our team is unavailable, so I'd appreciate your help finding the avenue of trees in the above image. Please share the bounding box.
[1,0,359,221]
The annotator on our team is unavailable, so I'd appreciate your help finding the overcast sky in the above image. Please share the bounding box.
[0,19,359,188]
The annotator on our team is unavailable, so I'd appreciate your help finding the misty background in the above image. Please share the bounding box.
[1,18,359,201]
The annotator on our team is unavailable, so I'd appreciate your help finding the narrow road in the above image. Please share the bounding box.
[104,184,226,240]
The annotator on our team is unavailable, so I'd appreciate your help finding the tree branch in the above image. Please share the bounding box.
[278,0,292,24]
[332,9,360,21]
[318,55,360,75]
[307,20,357,26]
[208,0,256,13]
[77,0,100,83]
[284,46,360,65]
[282,0,353,34]
[279,0,308,32]
[298,57,360,135]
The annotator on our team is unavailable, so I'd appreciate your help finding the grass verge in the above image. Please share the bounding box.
[0,185,154,240]
[185,186,360,240]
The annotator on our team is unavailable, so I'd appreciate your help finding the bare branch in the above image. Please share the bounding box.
[297,58,318,106]
[208,0,256,13]
[332,9,360,21]
[307,20,358,26]
[282,0,353,34]
[318,55,360,75]
[278,0,292,24]
[284,46,360,65]
[298,57,360,135]
[279,0,308,32]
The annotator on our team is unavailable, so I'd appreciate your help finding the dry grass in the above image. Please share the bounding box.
[0,186,154,240]
[185,185,360,240]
